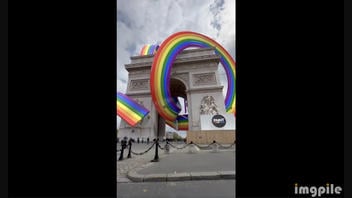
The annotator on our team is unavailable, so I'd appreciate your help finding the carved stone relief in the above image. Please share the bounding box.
[129,79,149,91]
[192,73,216,86]
[200,96,219,115]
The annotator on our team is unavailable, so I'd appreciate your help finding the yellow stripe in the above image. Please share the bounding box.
[145,45,151,55]
[117,101,141,123]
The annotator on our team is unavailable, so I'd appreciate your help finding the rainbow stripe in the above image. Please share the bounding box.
[150,31,236,123]
[165,119,177,129]
[176,115,188,130]
[117,92,150,127]
[165,115,189,131]
[140,44,159,55]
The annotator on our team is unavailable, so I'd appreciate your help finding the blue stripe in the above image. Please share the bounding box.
[117,93,149,115]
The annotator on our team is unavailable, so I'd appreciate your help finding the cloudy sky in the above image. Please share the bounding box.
[117,0,235,134]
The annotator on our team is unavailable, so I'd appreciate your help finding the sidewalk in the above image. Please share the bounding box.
[123,144,235,182]
[117,142,160,183]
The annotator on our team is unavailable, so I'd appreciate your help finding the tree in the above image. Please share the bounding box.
[172,132,183,141]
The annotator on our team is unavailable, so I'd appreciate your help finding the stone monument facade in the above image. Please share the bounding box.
[117,47,235,143]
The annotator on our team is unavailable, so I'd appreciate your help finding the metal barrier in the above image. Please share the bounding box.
[167,142,189,150]
[131,142,156,155]
[117,139,235,161]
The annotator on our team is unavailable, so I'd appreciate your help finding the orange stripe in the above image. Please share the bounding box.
[117,108,139,126]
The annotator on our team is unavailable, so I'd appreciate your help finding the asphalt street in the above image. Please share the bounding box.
[117,180,235,198]
[137,150,235,174]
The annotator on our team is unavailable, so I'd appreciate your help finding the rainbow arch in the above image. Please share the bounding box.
[150,31,236,123]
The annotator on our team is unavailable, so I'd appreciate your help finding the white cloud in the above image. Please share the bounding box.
[117,0,235,128]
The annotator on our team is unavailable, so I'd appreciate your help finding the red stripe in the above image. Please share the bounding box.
[140,45,147,55]
[150,33,186,121]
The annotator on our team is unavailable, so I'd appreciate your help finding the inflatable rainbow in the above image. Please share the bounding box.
[140,44,159,55]
[165,120,177,130]
[117,92,150,126]
[176,115,188,131]
[150,31,236,123]
[165,115,189,131]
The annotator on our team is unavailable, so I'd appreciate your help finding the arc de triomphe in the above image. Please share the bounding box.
[118,47,235,144]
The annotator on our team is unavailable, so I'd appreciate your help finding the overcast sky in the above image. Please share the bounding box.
[117,0,235,131]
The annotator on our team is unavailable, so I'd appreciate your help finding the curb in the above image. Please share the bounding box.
[127,170,235,182]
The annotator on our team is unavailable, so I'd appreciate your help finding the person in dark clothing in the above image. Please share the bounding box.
[147,137,150,144]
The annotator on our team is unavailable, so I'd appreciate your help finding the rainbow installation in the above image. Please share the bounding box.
[117,92,150,127]
[150,31,236,124]
[176,115,188,130]
[165,115,189,130]
[140,44,159,55]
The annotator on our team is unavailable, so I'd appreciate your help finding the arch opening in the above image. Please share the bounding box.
[163,78,189,133]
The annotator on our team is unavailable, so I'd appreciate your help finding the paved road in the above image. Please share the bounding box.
[117,142,182,182]
[138,151,235,174]
[117,180,235,198]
